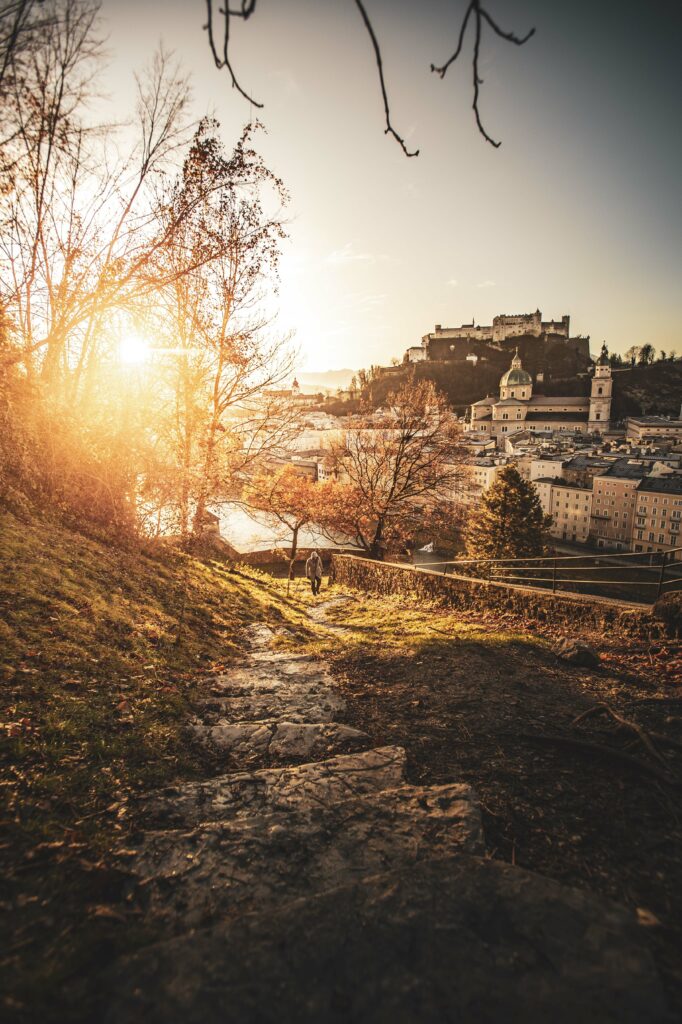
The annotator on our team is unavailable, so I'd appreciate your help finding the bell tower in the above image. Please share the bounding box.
[588,343,612,432]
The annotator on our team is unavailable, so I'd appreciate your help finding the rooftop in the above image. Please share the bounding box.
[599,459,648,480]
[628,416,682,426]
[637,476,682,495]
[528,396,588,407]
[524,412,589,423]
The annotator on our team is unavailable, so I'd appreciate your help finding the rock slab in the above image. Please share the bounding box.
[104,856,673,1024]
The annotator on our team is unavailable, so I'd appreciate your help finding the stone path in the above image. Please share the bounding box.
[102,614,673,1023]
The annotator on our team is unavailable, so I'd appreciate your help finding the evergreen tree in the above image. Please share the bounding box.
[464,465,550,561]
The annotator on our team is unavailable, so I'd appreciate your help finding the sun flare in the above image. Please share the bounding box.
[119,334,150,364]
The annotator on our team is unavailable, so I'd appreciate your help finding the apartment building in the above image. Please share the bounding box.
[534,479,593,544]
[632,477,682,553]
[626,416,682,442]
[455,459,508,505]
[589,460,645,551]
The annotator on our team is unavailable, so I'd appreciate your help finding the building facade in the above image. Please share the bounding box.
[534,479,593,544]
[632,478,682,553]
[589,461,644,550]
[467,346,612,441]
[626,417,682,442]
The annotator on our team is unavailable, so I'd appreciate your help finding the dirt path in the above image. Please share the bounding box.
[94,616,674,1023]
[325,610,682,1017]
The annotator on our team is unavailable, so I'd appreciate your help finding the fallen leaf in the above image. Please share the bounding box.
[636,907,662,928]
[88,904,127,922]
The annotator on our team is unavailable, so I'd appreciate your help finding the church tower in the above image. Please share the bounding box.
[499,349,533,401]
[588,343,612,432]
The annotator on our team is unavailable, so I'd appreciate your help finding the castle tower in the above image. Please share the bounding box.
[499,348,533,401]
[588,343,612,432]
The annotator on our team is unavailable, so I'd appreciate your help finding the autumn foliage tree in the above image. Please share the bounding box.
[143,119,295,542]
[323,379,463,558]
[243,464,322,569]
[0,2,295,538]
[464,464,551,561]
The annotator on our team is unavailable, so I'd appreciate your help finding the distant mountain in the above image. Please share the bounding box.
[298,368,356,392]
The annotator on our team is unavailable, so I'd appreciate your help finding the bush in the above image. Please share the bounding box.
[0,370,136,539]
[653,592,682,638]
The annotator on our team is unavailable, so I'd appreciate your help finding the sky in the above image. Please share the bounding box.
[101,0,682,373]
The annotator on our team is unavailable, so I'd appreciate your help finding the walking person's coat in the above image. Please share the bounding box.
[305,550,323,595]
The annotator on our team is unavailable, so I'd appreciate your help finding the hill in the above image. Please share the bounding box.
[2,509,681,1018]
[363,353,682,419]
[0,509,313,1018]
[298,368,356,392]
[610,362,682,420]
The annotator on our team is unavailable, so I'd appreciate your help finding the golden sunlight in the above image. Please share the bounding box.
[119,333,150,364]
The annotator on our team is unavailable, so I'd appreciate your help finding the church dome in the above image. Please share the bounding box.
[500,349,532,388]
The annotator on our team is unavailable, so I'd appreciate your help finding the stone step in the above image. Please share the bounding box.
[207,657,333,695]
[196,688,344,724]
[144,745,407,829]
[189,717,368,763]
[124,783,483,931]
[103,855,673,1024]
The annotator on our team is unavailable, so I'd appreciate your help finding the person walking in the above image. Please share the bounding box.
[305,549,323,596]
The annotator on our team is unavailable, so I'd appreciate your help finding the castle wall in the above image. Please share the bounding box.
[422,313,573,361]
[492,312,542,343]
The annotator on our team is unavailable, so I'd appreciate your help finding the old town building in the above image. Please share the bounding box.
[467,345,612,441]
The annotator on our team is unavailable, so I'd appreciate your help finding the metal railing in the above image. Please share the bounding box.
[416,547,682,605]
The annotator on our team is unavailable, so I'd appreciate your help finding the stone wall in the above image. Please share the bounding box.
[330,554,669,639]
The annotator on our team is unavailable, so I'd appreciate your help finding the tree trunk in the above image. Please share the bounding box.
[370,516,385,560]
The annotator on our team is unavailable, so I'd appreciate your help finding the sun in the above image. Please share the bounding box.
[119,333,150,364]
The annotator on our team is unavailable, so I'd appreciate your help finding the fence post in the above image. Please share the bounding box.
[656,551,667,600]
[552,558,557,593]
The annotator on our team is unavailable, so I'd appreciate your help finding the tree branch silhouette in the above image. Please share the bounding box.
[431,0,535,148]
[204,1,534,154]
[354,0,418,157]
[204,0,263,108]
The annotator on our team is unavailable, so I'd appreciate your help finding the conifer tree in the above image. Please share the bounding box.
[464,464,550,561]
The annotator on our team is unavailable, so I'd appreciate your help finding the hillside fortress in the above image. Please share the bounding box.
[406,310,589,364]
[429,309,569,345]
[466,344,613,439]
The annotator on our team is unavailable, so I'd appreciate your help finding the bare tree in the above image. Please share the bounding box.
[145,119,296,541]
[203,1,535,156]
[324,378,464,558]
[0,3,193,387]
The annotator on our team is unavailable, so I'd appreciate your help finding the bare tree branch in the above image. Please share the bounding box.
[203,1,533,155]
[204,0,263,108]
[431,0,535,148]
[353,0,418,158]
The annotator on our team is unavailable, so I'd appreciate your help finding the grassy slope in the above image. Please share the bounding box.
[315,591,682,1013]
[2,510,679,1018]
[0,509,315,1021]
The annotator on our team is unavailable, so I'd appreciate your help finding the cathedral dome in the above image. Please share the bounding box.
[500,349,532,388]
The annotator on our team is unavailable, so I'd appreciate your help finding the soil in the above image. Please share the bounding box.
[328,616,682,1015]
